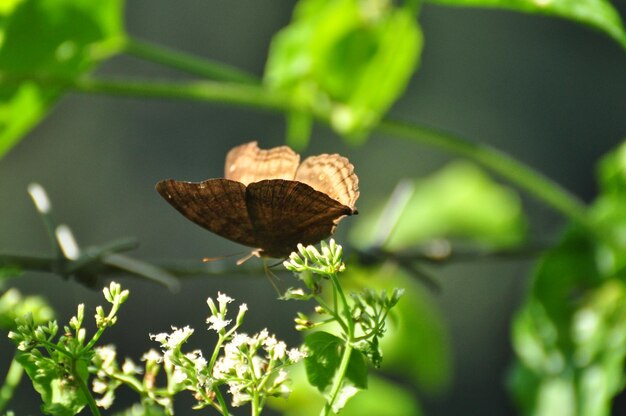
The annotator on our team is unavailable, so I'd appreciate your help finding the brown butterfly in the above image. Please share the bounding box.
[156,141,359,259]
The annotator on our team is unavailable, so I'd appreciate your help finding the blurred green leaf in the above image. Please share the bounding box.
[510,139,626,416]
[265,0,421,139]
[0,288,54,330]
[350,161,527,251]
[286,110,313,150]
[270,363,423,416]
[0,0,125,158]
[16,352,89,416]
[426,0,626,51]
[0,265,21,279]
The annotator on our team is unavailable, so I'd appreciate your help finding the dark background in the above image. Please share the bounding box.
[1,1,625,414]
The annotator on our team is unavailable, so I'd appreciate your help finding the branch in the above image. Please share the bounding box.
[55,75,589,227]
[122,37,261,85]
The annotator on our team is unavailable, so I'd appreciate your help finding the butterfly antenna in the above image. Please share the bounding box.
[202,252,246,263]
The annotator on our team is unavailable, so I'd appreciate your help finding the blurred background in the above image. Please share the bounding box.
[1,0,625,414]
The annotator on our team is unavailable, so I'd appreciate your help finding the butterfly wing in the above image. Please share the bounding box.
[156,178,258,247]
[245,179,354,258]
[225,141,300,186]
[295,154,359,210]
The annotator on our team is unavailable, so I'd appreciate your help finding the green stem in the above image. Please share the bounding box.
[0,356,23,413]
[252,390,261,416]
[69,76,290,112]
[7,74,589,228]
[321,342,354,416]
[212,385,231,416]
[377,119,591,229]
[122,37,260,84]
[72,361,101,416]
[321,273,355,416]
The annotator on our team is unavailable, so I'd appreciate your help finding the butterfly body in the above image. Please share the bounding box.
[156,142,359,258]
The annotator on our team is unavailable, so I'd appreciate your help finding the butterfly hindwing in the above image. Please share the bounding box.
[156,179,257,247]
[295,154,359,210]
[225,141,300,186]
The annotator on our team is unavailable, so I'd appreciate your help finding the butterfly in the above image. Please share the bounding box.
[156,141,359,259]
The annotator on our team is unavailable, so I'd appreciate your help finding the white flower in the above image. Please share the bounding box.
[96,394,114,409]
[287,347,307,362]
[92,379,108,394]
[122,358,142,375]
[217,292,234,306]
[172,367,188,384]
[150,332,168,344]
[95,345,117,370]
[141,348,162,363]
[206,315,231,332]
[272,341,287,360]
[228,383,251,407]
[273,369,289,387]
[185,350,207,372]
[263,334,277,349]
[166,326,193,349]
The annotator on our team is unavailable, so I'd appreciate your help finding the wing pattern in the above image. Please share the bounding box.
[225,141,300,185]
[156,179,256,246]
[157,143,360,258]
[295,154,359,209]
[246,179,354,257]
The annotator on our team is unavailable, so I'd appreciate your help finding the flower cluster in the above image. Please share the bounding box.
[283,239,344,275]
[148,292,305,413]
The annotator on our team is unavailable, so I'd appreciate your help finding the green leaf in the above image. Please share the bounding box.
[0,0,125,158]
[425,0,626,52]
[0,288,55,330]
[286,110,313,151]
[16,352,89,416]
[0,264,21,279]
[265,0,422,138]
[510,139,626,415]
[304,332,343,392]
[269,364,423,416]
[350,161,527,251]
[304,331,368,393]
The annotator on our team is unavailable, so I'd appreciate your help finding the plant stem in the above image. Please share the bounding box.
[321,273,355,416]
[122,37,260,85]
[0,356,23,413]
[252,390,261,416]
[72,360,101,416]
[70,76,290,112]
[2,74,591,229]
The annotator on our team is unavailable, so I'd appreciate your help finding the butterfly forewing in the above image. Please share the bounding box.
[245,180,354,257]
[295,154,359,209]
[156,179,257,247]
[225,141,300,186]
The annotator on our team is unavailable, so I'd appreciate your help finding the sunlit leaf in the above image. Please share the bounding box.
[269,363,423,416]
[0,288,54,330]
[426,0,626,51]
[304,331,368,393]
[16,352,89,416]
[265,0,421,139]
[350,161,527,251]
[0,0,125,158]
